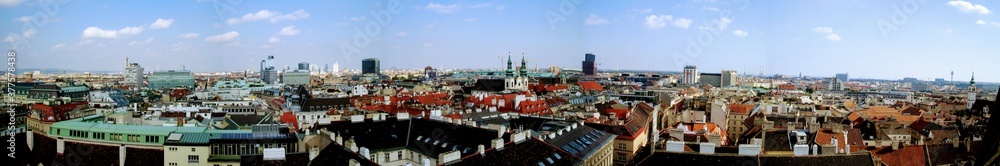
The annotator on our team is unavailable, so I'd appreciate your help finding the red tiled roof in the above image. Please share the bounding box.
[728,104,754,114]
[578,81,603,91]
[872,145,927,166]
[280,111,299,129]
[813,129,864,153]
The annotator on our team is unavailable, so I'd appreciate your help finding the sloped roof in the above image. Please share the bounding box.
[577,81,603,91]
[872,145,926,166]
[455,138,581,166]
[586,102,653,140]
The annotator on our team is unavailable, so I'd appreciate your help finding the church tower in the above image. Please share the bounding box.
[968,72,976,109]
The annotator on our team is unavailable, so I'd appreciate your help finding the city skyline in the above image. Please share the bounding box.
[4,0,1000,82]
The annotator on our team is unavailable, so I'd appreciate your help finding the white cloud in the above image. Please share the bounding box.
[633,8,653,13]
[813,27,834,34]
[77,40,95,45]
[993,22,1000,27]
[824,34,841,41]
[585,14,609,25]
[673,18,692,29]
[179,33,199,38]
[279,26,300,36]
[52,43,66,50]
[947,0,990,14]
[150,18,174,29]
[812,27,840,41]
[81,28,117,38]
[464,18,478,22]
[0,0,25,7]
[127,37,155,46]
[702,7,720,11]
[423,43,435,47]
[22,28,35,38]
[644,15,672,29]
[732,30,748,37]
[3,35,16,43]
[977,20,987,25]
[468,3,492,8]
[271,9,310,22]
[118,26,144,35]
[645,15,693,29]
[396,32,408,36]
[425,3,462,13]
[205,31,239,42]
[269,37,280,43]
[699,17,733,31]
[82,26,145,39]
[425,24,436,29]
[345,16,366,21]
[12,16,32,22]
[496,5,505,11]
[226,9,310,24]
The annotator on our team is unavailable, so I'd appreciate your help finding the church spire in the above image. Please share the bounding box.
[505,52,514,77]
[519,52,527,77]
[971,72,976,85]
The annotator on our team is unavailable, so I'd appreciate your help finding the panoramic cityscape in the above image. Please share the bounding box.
[2,0,1000,166]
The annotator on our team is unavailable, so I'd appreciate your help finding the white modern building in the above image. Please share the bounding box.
[722,70,738,87]
[124,58,144,88]
[682,65,699,85]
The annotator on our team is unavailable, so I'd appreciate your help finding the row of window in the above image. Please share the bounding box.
[56,129,161,143]
[211,143,295,156]
[168,147,196,152]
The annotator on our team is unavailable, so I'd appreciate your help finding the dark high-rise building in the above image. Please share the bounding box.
[362,58,380,75]
[582,53,596,75]
[298,62,309,71]
[260,55,278,84]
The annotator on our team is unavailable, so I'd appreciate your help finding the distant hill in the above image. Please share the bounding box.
[17,68,119,74]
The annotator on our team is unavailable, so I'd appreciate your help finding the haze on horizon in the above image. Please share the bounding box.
[3,0,999,82]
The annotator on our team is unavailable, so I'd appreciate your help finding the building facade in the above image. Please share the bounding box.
[124,58,144,88]
[722,70,738,87]
[682,65,699,85]
[282,71,310,85]
[583,53,596,75]
[699,73,722,87]
[148,70,196,89]
[836,73,849,82]
[362,58,380,76]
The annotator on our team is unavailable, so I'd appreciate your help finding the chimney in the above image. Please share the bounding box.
[808,123,821,134]
[335,134,343,146]
[787,122,796,131]
[812,144,818,156]
[359,147,370,160]
[891,141,899,150]
[492,138,504,150]
[918,135,925,145]
[844,130,851,154]
[669,129,684,141]
[709,134,721,146]
[763,121,774,130]
[477,145,486,156]
[346,138,358,152]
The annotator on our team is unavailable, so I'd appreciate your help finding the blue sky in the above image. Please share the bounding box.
[3,0,1000,82]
